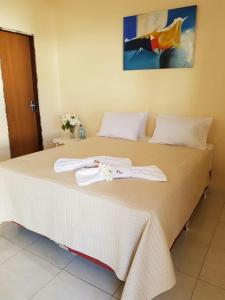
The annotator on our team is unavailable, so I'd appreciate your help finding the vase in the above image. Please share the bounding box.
[69,125,76,139]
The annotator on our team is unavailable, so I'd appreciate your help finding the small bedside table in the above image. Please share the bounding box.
[52,136,80,147]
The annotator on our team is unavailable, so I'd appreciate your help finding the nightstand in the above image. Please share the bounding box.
[52,136,80,147]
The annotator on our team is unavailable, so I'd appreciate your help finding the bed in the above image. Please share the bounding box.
[0,137,212,299]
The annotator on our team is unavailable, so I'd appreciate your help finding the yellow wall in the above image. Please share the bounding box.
[0,0,61,159]
[54,0,225,189]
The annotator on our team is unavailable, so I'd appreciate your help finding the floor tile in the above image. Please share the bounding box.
[207,189,225,203]
[27,236,75,268]
[0,222,40,248]
[191,195,224,222]
[65,256,120,294]
[32,271,110,300]
[0,237,21,264]
[171,232,208,277]
[211,222,225,250]
[0,250,59,300]
[153,271,197,300]
[220,206,225,222]
[192,280,225,300]
[188,215,217,245]
[112,282,124,299]
[200,246,225,289]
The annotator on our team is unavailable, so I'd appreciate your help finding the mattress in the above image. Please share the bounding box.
[0,137,211,299]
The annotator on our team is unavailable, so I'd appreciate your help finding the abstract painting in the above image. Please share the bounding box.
[123,5,197,70]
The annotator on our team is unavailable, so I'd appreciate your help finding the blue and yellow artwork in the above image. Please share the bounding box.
[123,5,197,70]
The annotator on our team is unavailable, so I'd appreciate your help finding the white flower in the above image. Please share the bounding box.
[61,113,81,128]
[69,115,80,126]
[99,163,113,181]
[74,116,81,125]
[70,118,76,126]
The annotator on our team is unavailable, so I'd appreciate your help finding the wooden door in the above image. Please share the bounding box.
[0,29,42,158]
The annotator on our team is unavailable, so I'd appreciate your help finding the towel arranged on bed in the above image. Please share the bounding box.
[54,156,132,173]
[76,164,167,186]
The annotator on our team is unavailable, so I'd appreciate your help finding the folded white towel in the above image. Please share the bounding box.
[76,165,167,186]
[54,156,132,173]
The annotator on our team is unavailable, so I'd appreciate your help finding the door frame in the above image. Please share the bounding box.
[0,26,43,154]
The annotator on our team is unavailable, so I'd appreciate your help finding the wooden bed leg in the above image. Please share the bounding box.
[185,219,190,231]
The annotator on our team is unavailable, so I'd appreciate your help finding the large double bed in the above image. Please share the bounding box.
[0,137,212,299]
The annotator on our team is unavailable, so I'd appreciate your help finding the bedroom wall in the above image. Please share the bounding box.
[0,0,61,159]
[53,0,225,190]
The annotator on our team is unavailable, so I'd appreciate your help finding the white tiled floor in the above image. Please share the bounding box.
[0,188,224,300]
[155,189,225,300]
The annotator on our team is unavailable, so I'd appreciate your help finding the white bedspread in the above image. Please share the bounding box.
[0,137,211,299]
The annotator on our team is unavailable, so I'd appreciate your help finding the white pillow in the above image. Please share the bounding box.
[98,112,148,141]
[149,114,213,149]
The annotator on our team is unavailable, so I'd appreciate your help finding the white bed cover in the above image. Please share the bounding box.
[0,137,212,299]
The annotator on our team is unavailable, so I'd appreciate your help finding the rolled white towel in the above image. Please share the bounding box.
[76,165,167,186]
[54,156,132,173]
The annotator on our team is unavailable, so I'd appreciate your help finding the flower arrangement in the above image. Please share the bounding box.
[99,163,113,181]
[61,113,80,138]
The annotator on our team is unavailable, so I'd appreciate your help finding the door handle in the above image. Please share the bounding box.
[30,100,37,112]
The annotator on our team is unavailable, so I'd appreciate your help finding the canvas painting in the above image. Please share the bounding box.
[123,5,197,70]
